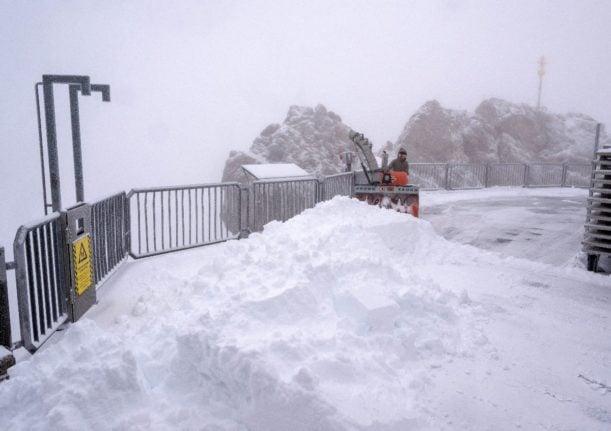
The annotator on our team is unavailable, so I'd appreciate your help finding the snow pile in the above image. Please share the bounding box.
[1,195,610,430]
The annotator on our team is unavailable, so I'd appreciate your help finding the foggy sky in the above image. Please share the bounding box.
[1,0,610,249]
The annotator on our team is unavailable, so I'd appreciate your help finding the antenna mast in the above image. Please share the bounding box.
[536,56,546,110]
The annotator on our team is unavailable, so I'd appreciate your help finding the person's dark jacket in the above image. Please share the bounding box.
[388,158,409,174]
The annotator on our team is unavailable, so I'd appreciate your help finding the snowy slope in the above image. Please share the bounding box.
[0,188,610,431]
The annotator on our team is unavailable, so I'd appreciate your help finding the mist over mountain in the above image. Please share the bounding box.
[222,98,608,182]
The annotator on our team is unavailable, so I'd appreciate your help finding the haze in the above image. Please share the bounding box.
[1,0,610,250]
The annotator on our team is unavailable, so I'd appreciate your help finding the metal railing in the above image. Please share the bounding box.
[447,164,486,190]
[13,212,68,353]
[409,162,591,190]
[0,161,594,358]
[251,178,319,232]
[525,163,564,187]
[91,192,130,285]
[485,163,526,187]
[564,164,592,187]
[320,172,354,200]
[410,163,448,190]
[128,183,242,259]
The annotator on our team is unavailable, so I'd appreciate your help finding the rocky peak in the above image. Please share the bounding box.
[394,98,608,163]
[221,104,354,183]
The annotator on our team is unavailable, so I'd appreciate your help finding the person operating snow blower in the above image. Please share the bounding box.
[388,148,409,174]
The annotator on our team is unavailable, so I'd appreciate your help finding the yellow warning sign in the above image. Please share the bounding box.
[73,235,93,295]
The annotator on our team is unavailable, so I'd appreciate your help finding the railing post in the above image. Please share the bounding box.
[239,186,251,239]
[318,178,325,203]
[0,247,12,349]
[484,164,490,188]
[561,163,568,187]
[523,164,530,187]
[445,164,450,190]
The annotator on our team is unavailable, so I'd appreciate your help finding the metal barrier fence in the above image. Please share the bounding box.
[409,162,591,190]
[448,164,486,190]
[320,172,354,200]
[486,164,526,187]
[128,183,242,259]
[564,164,592,187]
[526,163,563,187]
[91,192,130,285]
[13,212,68,353]
[251,178,319,232]
[410,164,448,190]
[0,161,594,357]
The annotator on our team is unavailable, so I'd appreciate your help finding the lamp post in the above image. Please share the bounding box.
[36,75,111,213]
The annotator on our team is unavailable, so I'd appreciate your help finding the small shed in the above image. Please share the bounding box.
[241,163,314,182]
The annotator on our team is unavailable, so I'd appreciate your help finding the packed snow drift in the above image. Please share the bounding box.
[1,188,610,430]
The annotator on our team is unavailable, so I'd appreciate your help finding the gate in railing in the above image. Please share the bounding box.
[3,194,131,353]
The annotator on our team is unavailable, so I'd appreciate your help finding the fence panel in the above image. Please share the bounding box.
[129,183,241,259]
[410,163,448,190]
[526,163,564,187]
[321,172,354,201]
[13,212,68,353]
[91,192,130,286]
[564,164,591,187]
[448,164,486,189]
[486,164,526,187]
[251,178,319,232]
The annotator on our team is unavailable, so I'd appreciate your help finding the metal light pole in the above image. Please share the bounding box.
[36,75,111,213]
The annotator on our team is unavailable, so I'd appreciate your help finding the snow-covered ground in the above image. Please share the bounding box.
[1,187,610,430]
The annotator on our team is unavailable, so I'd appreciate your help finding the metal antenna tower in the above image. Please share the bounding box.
[536,56,546,110]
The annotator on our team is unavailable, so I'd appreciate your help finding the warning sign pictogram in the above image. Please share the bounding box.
[78,243,88,263]
[73,235,93,295]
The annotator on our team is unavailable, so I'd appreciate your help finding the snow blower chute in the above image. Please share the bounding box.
[348,130,419,217]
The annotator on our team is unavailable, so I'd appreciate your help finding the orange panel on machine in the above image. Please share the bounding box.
[380,171,408,185]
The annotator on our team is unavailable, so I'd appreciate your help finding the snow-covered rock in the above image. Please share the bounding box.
[394,98,609,163]
[221,104,353,182]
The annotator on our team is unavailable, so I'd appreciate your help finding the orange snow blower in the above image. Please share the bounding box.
[348,130,419,217]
